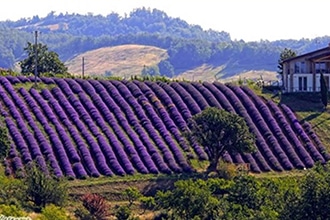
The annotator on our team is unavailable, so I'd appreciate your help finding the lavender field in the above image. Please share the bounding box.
[1,76,329,179]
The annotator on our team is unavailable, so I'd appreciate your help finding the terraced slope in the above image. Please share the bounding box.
[1,76,329,179]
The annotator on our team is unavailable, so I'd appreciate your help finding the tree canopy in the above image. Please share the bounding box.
[19,42,67,75]
[186,107,256,173]
[277,48,297,75]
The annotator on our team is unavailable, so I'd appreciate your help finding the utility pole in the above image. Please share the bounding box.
[34,30,38,87]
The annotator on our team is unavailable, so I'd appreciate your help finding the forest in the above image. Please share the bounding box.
[1,7,330,78]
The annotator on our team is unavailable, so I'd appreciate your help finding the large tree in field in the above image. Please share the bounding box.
[187,107,256,173]
[277,48,297,75]
[19,42,67,75]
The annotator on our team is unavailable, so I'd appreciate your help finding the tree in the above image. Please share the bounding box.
[19,42,67,75]
[23,163,68,212]
[320,72,328,108]
[186,107,256,173]
[141,65,160,76]
[158,59,175,77]
[277,48,297,75]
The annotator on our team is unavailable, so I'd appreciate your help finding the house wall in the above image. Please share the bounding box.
[287,73,330,92]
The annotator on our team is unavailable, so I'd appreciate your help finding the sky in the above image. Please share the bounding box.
[0,0,329,42]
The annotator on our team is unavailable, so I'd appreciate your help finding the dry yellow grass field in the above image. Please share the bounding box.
[65,44,168,77]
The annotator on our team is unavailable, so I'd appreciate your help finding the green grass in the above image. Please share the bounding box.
[13,82,56,91]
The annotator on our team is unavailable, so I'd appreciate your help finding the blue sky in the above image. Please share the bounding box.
[0,0,329,42]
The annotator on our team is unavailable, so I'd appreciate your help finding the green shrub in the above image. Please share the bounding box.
[216,160,238,180]
[114,205,132,220]
[139,196,155,213]
[123,187,142,207]
[0,204,26,217]
[74,204,94,220]
[0,175,24,207]
[38,204,71,220]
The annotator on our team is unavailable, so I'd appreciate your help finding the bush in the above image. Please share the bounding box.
[24,163,68,212]
[114,205,132,220]
[0,175,24,206]
[139,196,155,213]
[216,161,238,180]
[74,205,94,220]
[38,204,71,220]
[0,204,26,217]
[123,187,142,207]
[80,193,110,220]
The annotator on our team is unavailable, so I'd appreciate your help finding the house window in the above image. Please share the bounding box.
[295,61,306,73]
[298,76,307,91]
[295,63,299,73]
[316,62,326,73]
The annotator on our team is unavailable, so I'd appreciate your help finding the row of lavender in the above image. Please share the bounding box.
[1,76,195,178]
[1,75,329,178]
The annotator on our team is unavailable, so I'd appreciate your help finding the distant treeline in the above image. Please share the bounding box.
[0,7,330,77]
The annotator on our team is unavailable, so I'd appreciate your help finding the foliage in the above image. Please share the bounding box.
[280,162,330,220]
[130,74,172,82]
[23,163,68,212]
[139,196,156,213]
[320,72,328,108]
[0,174,24,207]
[0,204,26,217]
[80,193,110,220]
[277,48,297,75]
[122,187,142,207]
[186,107,256,173]
[216,160,239,179]
[19,42,68,75]
[38,204,71,220]
[74,205,95,220]
[0,116,11,160]
[141,65,160,76]
[155,179,220,219]
[157,59,175,77]
[114,205,133,220]
[227,175,262,210]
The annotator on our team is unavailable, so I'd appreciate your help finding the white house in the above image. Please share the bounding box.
[282,44,330,93]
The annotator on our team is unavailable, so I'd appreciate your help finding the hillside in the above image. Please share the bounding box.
[66,45,278,83]
[0,75,328,180]
[175,66,278,83]
[65,45,168,77]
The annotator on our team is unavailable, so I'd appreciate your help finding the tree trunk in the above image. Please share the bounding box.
[206,158,219,174]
